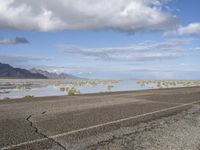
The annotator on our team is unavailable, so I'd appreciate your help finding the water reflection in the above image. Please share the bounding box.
[0,79,200,99]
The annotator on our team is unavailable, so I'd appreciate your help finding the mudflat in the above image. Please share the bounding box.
[1,86,200,150]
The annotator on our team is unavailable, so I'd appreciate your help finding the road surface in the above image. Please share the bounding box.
[1,87,200,150]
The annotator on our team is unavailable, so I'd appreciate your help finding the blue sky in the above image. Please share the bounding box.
[0,0,200,79]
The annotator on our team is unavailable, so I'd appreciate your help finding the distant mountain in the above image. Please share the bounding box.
[0,63,47,79]
[30,68,79,79]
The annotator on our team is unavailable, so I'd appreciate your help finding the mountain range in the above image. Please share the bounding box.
[30,68,79,79]
[0,62,79,79]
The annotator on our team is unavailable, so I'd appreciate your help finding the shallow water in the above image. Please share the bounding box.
[0,79,200,100]
[0,79,146,99]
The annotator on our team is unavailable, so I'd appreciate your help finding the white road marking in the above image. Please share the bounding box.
[1,100,200,150]
[147,100,184,105]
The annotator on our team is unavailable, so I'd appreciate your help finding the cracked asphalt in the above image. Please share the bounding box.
[88,105,200,150]
[1,87,200,150]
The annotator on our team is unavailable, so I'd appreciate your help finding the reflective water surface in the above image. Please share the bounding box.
[1,79,200,100]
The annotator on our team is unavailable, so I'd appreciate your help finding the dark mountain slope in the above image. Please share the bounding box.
[0,63,47,79]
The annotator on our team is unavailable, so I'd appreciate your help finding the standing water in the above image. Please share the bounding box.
[0,79,200,100]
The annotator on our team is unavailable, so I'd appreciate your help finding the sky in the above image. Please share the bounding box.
[0,0,200,79]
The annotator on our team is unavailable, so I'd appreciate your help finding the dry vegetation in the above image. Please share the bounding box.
[137,80,200,89]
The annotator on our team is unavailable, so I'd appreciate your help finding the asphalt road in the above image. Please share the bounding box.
[1,87,200,150]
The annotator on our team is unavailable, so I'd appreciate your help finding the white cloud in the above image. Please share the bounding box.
[60,39,189,61]
[0,0,178,32]
[35,65,87,74]
[178,23,200,36]
[165,23,200,36]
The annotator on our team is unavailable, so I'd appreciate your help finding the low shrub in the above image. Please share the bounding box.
[68,87,80,96]
[24,95,34,99]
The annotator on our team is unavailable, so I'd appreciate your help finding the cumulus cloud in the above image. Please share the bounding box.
[0,37,29,45]
[60,39,189,61]
[0,0,178,32]
[165,23,200,36]
[178,23,200,36]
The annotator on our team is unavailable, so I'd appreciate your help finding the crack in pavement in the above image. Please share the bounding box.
[87,124,158,149]
[26,114,67,150]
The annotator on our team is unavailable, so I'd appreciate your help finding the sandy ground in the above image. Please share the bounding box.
[87,104,200,150]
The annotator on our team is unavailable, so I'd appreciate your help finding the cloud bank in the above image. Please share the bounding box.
[60,39,189,61]
[0,37,29,45]
[0,55,50,65]
[0,0,178,32]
